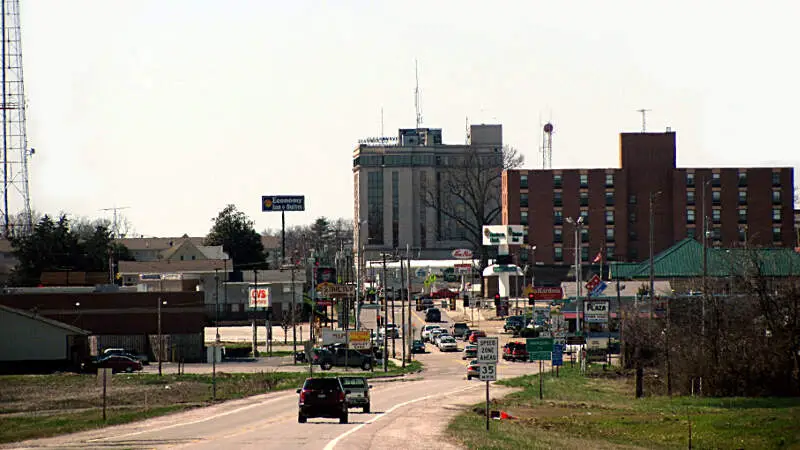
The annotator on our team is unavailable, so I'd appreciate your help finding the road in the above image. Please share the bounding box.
[7,302,542,450]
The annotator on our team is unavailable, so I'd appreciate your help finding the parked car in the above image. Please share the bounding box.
[316,347,374,371]
[411,340,426,354]
[450,322,471,339]
[82,354,143,374]
[466,359,480,380]
[502,341,529,362]
[102,348,149,365]
[467,330,487,344]
[339,376,372,413]
[437,336,459,352]
[297,377,350,424]
[463,343,478,360]
[421,325,441,342]
[425,308,441,322]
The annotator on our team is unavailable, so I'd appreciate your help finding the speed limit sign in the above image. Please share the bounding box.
[478,363,497,381]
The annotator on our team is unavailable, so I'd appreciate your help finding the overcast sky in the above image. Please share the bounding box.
[21,0,800,237]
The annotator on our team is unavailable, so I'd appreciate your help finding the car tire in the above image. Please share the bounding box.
[467,375,472,380]
[298,414,307,423]
[361,361,371,371]
[126,367,133,373]
[340,413,348,424]
[321,362,332,371]
[363,404,370,413]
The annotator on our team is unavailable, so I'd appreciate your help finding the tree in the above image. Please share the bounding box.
[423,144,524,269]
[205,205,265,268]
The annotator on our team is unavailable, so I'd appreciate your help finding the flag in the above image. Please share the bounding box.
[592,252,603,264]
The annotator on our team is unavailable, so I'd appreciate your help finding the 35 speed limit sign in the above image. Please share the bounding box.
[478,363,497,381]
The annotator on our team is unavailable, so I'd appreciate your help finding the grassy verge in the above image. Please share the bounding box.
[0,360,422,444]
[447,364,800,450]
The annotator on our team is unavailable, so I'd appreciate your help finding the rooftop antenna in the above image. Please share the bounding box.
[381,107,384,136]
[414,59,422,128]
[542,122,554,170]
[465,116,469,144]
[637,108,651,132]
[100,206,130,239]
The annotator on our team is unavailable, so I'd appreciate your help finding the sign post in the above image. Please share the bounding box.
[527,337,554,399]
[262,195,305,264]
[477,337,498,431]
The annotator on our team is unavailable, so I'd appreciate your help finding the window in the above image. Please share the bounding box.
[772,190,781,204]
[392,171,399,248]
[605,174,614,187]
[581,228,589,243]
[520,174,528,189]
[738,171,747,187]
[712,209,721,224]
[738,190,747,205]
[629,211,637,223]
[553,174,562,188]
[553,210,563,225]
[554,247,563,261]
[629,230,638,241]
[712,172,721,187]
[687,190,695,205]
[605,192,615,206]
[553,191,563,207]
[367,171,384,244]
[712,190,721,205]
[772,171,781,187]
[629,194,637,205]
[686,172,695,187]
[606,245,615,260]
[580,174,588,188]
[581,247,589,261]
[773,226,782,242]
[738,228,746,242]
[580,209,589,224]
[687,227,695,238]
[521,211,528,225]
[712,227,721,241]
[773,207,781,222]
[520,250,528,261]
[580,191,589,206]
[605,228,615,242]
[520,193,529,208]
[553,228,563,243]
[605,210,615,225]
[738,208,747,224]
[687,208,696,224]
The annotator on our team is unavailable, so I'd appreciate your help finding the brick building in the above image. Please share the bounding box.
[502,131,796,266]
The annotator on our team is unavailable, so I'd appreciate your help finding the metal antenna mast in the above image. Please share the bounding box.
[1,0,32,237]
[100,206,131,239]
[414,59,422,128]
[637,108,651,132]
[542,122,554,169]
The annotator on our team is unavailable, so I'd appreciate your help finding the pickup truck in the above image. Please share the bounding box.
[315,347,374,371]
[339,376,372,413]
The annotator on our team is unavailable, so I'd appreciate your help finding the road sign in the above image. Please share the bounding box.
[261,195,305,212]
[492,265,518,273]
[476,337,499,363]
[585,300,610,323]
[248,288,270,308]
[526,337,554,361]
[478,363,497,381]
[319,284,353,297]
[552,343,565,366]
[348,330,371,350]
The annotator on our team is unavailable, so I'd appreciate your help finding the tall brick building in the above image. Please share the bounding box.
[502,131,796,266]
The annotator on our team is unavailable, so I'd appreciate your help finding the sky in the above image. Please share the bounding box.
[20,0,800,238]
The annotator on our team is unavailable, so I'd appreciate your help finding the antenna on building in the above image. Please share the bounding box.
[414,59,422,128]
[465,116,469,144]
[381,107,384,136]
[542,122,554,170]
[637,108,651,132]
[100,206,130,239]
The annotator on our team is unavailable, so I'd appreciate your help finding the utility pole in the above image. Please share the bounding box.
[212,268,219,401]
[157,295,164,376]
[99,206,130,238]
[399,256,406,367]
[291,264,297,362]
[381,252,388,372]
[649,191,661,320]
[406,245,413,362]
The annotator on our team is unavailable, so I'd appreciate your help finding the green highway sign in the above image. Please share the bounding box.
[526,337,554,361]
[528,351,552,361]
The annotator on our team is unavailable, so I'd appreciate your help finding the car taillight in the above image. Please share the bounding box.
[339,391,346,402]
[299,390,307,402]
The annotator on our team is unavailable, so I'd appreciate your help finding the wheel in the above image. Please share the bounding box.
[340,413,348,424]
[361,361,371,371]
[321,362,332,371]
[125,367,133,373]
[363,404,370,413]
[467,375,472,380]
[298,414,307,423]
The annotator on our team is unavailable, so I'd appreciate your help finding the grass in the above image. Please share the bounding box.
[0,360,422,444]
[447,365,800,450]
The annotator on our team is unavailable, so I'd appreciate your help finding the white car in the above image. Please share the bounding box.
[421,325,441,342]
[434,330,451,346]
[430,329,445,344]
[437,336,459,352]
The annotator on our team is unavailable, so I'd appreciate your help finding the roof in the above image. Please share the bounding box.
[118,259,230,275]
[0,304,90,335]
[117,236,205,251]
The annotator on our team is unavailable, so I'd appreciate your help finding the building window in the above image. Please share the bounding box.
[605,228,615,242]
[629,230,638,241]
[580,228,589,243]
[686,172,695,187]
[738,190,747,205]
[392,171,399,248]
[737,208,747,224]
[605,173,614,187]
[712,190,721,205]
[772,190,781,204]
[553,191,563,207]
[521,211,528,225]
[606,245,615,260]
[712,227,721,241]
[629,211,637,223]
[554,247,563,262]
[580,174,588,188]
[605,210,615,225]
[419,172,427,247]
[712,208,721,224]
[553,228,562,243]
[553,174,562,188]
[772,171,781,187]
[580,209,589,224]
[520,174,528,189]
[712,172,721,187]
[605,192,615,206]
[520,193,529,208]
[367,171,384,244]
[687,208,696,224]
[553,210,563,225]
[687,227,695,238]
[580,191,589,207]
[581,247,589,261]
[629,194,637,205]
[687,190,695,205]
[738,170,747,187]
[773,207,781,222]
[773,226,782,242]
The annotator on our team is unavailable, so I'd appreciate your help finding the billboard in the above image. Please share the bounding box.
[531,286,563,300]
[584,300,610,323]
[261,195,305,212]
[248,287,270,308]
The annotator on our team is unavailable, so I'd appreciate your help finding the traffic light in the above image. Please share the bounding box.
[463,295,470,308]
[494,293,501,306]
[528,293,535,306]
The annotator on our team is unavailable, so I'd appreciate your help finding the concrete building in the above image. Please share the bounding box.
[503,130,796,265]
[353,124,504,262]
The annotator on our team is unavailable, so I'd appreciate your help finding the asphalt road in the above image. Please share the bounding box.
[7,302,543,450]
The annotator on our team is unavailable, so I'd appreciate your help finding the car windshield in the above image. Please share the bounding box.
[339,377,367,388]
[303,378,341,390]
[441,337,455,343]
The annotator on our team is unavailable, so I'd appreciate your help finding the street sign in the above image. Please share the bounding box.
[482,225,527,246]
[590,281,608,297]
[526,337,554,361]
[248,288,270,308]
[452,249,473,259]
[476,337,499,363]
[261,195,305,212]
[319,284,353,297]
[348,330,370,350]
[492,265,518,273]
[552,343,565,366]
[478,363,497,381]
[585,300,610,323]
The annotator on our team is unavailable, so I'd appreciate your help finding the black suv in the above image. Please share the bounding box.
[316,347,374,371]
[425,308,441,322]
[297,377,350,424]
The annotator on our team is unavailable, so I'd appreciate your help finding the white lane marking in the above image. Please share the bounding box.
[86,392,295,442]
[323,384,480,450]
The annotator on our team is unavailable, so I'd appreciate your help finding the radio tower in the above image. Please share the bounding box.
[542,122,554,169]
[1,0,32,237]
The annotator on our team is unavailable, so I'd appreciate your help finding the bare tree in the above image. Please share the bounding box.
[423,144,524,268]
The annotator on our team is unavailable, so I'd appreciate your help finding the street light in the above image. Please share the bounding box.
[566,216,585,335]
[157,298,167,376]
